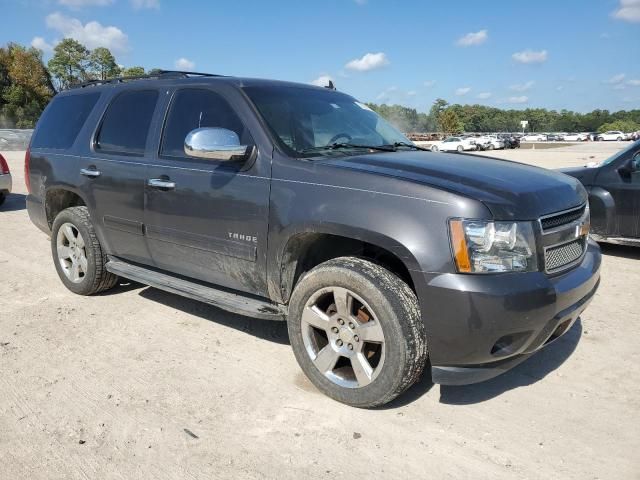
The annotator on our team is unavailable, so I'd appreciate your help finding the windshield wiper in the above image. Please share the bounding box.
[389,141,429,151]
[301,142,397,154]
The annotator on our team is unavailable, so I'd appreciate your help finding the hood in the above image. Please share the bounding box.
[557,165,599,185]
[318,151,587,220]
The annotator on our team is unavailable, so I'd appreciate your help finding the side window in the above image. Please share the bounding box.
[96,90,158,156]
[31,93,100,149]
[161,88,253,158]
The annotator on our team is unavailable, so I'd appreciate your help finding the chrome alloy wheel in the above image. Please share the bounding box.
[56,222,88,284]
[301,287,386,388]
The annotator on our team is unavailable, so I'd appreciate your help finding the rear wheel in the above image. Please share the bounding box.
[51,206,118,295]
[456,145,464,153]
[430,145,439,152]
[0,193,5,207]
[288,257,427,408]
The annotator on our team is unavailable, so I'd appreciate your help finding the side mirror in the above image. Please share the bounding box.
[184,127,250,161]
[617,153,640,178]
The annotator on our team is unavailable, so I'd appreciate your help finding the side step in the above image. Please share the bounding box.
[106,258,287,321]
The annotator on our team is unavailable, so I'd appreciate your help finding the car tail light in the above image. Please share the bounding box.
[24,147,31,193]
[0,153,9,175]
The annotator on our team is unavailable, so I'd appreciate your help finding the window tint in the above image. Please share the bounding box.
[31,93,100,149]
[161,89,252,158]
[96,90,158,155]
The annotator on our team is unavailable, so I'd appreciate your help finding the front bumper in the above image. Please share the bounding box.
[418,239,601,385]
[0,172,11,195]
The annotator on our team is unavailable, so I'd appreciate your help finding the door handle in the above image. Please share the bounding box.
[147,178,176,190]
[80,168,101,178]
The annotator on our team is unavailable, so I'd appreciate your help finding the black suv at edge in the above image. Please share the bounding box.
[25,71,601,407]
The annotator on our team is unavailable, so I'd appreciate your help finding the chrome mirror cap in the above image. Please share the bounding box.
[184,127,249,161]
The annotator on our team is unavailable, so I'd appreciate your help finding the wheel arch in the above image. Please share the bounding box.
[274,225,423,305]
[44,186,88,229]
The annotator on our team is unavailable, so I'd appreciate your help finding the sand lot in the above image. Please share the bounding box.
[1,143,638,479]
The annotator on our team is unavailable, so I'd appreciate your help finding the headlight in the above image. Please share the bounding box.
[449,219,538,273]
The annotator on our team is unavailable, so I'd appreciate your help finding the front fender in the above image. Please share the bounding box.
[588,186,616,236]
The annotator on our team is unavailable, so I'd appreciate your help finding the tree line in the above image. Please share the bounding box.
[1,38,639,133]
[0,39,150,128]
[366,100,640,135]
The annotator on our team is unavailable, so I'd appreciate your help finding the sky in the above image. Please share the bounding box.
[2,0,640,113]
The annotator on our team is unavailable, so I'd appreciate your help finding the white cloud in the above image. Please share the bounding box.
[612,0,640,22]
[31,36,53,52]
[510,80,535,92]
[627,79,640,86]
[311,75,333,87]
[131,0,160,8]
[606,73,626,84]
[512,49,548,64]
[375,86,397,101]
[174,57,195,70]
[58,0,113,7]
[455,87,471,96]
[423,80,436,88]
[46,12,129,53]
[476,92,492,99]
[456,29,488,47]
[506,96,529,104]
[407,90,417,97]
[345,52,389,72]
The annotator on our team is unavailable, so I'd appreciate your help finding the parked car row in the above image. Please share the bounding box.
[522,131,637,142]
[429,134,520,152]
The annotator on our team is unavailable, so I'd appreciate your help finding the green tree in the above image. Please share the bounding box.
[121,66,145,77]
[597,120,640,133]
[438,108,463,135]
[89,47,119,80]
[0,43,55,128]
[48,38,90,89]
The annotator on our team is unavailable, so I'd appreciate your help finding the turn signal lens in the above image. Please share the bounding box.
[449,219,472,273]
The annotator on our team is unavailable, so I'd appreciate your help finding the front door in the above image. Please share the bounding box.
[144,87,271,296]
[597,146,640,238]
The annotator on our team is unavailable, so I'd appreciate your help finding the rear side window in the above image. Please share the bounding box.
[96,90,159,156]
[161,88,252,158]
[31,93,100,149]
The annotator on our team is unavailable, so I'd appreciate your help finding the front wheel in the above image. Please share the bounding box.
[51,206,118,295]
[430,145,439,152]
[288,257,427,407]
[456,145,464,153]
[0,193,5,207]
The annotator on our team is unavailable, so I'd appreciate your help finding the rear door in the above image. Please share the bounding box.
[78,89,160,265]
[144,86,271,296]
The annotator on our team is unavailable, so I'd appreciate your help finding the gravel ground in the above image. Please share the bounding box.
[1,144,639,480]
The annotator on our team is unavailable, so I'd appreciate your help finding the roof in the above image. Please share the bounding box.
[65,70,330,94]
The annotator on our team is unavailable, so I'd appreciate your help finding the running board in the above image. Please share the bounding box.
[106,258,287,321]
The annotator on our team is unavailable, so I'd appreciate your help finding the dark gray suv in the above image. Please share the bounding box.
[25,71,601,407]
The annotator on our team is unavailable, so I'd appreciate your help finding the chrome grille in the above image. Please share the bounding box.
[545,239,585,272]
[540,205,586,231]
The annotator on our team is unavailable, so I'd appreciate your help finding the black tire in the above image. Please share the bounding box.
[51,206,118,295]
[0,193,5,207]
[288,257,427,408]
[430,145,438,152]
[456,145,464,153]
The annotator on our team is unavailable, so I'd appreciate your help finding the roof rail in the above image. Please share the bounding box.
[70,70,225,89]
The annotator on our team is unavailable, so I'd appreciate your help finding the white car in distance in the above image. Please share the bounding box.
[563,133,588,142]
[597,131,626,141]
[521,133,547,142]
[431,136,476,152]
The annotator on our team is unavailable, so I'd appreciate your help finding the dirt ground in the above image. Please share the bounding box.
[1,144,638,480]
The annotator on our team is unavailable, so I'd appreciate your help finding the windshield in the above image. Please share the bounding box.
[600,139,640,166]
[243,86,410,157]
